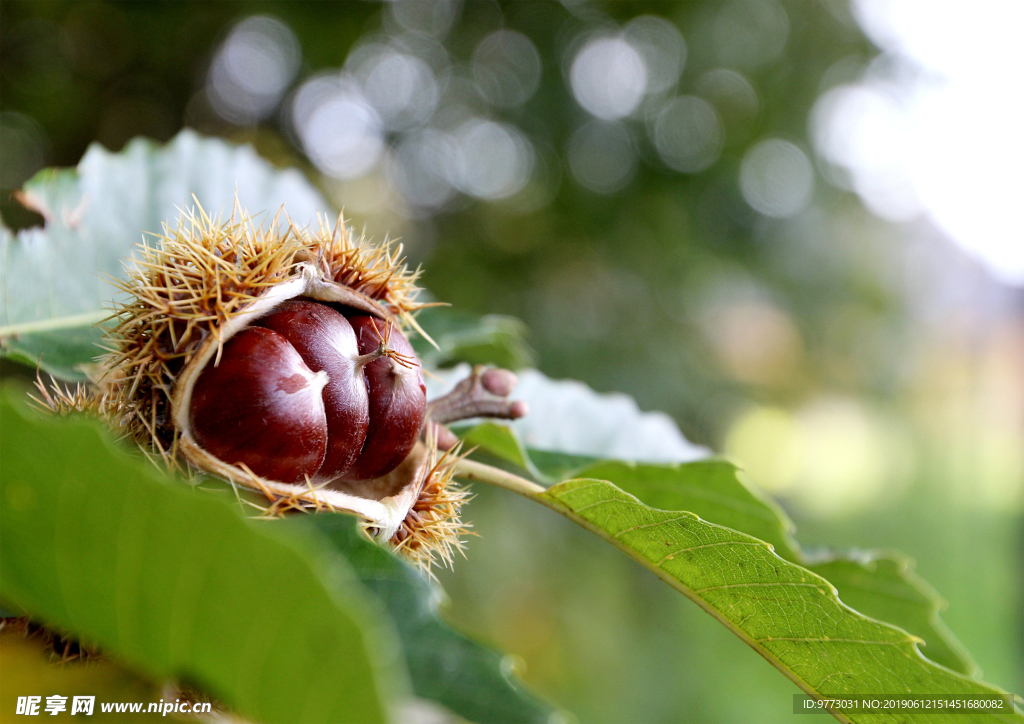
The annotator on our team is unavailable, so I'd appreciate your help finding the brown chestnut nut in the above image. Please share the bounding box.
[344,315,427,481]
[190,327,329,483]
[256,300,370,481]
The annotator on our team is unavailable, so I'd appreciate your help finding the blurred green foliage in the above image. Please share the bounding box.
[0,392,554,723]
[292,514,555,724]
[0,394,394,724]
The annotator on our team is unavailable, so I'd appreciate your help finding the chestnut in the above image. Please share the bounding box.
[94,202,529,570]
[255,300,370,481]
[343,315,427,481]
[190,301,427,485]
[190,327,329,483]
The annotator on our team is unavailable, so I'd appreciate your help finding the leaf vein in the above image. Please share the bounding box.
[613,514,694,536]
[693,581,823,594]
[657,540,765,565]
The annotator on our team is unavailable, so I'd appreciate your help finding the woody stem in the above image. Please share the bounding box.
[426,365,525,424]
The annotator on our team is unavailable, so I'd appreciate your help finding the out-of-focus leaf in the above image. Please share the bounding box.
[0,632,163,723]
[537,479,1018,723]
[290,514,556,724]
[0,320,107,382]
[413,307,534,371]
[460,422,981,679]
[458,422,600,482]
[520,448,599,482]
[0,130,329,378]
[0,394,396,724]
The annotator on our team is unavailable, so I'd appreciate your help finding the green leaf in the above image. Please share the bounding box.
[460,422,981,678]
[804,554,981,678]
[458,421,604,489]
[0,393,396,724]
[289,514,556,724]
[412,307,534,371]
[572,462,980,678]
[461,422,538,476]
[0,318,107,382]
[538,479,1019,723]
[0,130,329,378]
[575,459,803,563]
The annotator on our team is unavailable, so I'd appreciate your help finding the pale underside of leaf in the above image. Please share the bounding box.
[0,129,330,376]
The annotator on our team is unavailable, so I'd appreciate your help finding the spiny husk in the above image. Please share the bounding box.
[84,200,470,563]
[366,438,473,576]
[31,375,114,421]
[100,202,426,463]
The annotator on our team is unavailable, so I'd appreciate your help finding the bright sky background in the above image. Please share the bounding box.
[813,0,1024,285]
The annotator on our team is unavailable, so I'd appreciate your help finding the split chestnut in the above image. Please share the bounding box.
[189,299,426,485]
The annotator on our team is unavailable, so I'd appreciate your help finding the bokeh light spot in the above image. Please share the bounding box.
[793,397,892,516]
[347,43,439,132]
[385,129,458,210]
[698,301,804,385]
[386,0,462,39]
[623,15,686,96]
[652,95,723,173]
[739,139,814,218]
[449,119,534,200]
[726,398,905,516]
[570,36,647,120]
[811,83,919,220]
[206,15,301,125]
[725,407,803,493]
[473,30,542,108]
[291,74,383,180]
